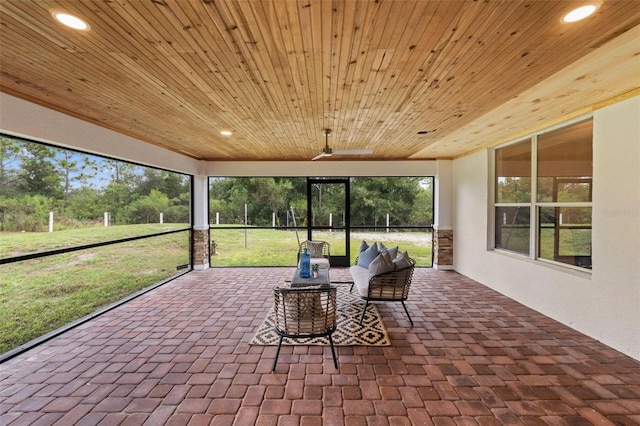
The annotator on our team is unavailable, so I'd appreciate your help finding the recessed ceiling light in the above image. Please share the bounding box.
[220,130,232,136]
[562,4,599,23]
[52,11,90,30]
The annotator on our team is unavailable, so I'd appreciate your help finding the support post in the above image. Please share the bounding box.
[434,160,454,270]
[192,174,210,270]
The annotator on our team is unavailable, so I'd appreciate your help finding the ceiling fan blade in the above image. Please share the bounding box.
[332,149,373,155]
[311,152,332,161]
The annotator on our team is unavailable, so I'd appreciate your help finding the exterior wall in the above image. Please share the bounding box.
[452,96,640,360]
[205,160,437,177]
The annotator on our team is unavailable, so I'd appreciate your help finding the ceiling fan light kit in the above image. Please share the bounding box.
[311,129,373,161]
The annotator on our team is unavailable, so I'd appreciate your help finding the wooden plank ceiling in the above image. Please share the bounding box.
[1,0,639,161]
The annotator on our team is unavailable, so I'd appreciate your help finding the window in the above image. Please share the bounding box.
[494,119,593,269]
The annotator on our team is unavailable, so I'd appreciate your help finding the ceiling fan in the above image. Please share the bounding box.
[311,129,373,161]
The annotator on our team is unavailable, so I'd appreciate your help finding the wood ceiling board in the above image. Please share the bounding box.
[412,24,640,160]
[1,0,639,161]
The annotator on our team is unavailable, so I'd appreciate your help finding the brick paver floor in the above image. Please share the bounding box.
[1,268,639,425]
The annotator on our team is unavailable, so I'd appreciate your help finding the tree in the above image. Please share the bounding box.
[103,182,137,225]
[0,137,22,197]
[137,169,188,199]
[66,187,105,222]
[164,192,190,223]
[0,194,51,232]
[410,178,433,226]
[208,176,433,228]
[17,144,62,198]
[104,159,140,185]
[56,150,98,207]
[350,178,421,227]
[497,176,532,203]
[249,178,293,226]
[127,189,170,223]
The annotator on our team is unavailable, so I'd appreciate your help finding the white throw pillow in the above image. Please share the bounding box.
[393,251,413,269]
[379,242,399,259]
[368,251,394,277]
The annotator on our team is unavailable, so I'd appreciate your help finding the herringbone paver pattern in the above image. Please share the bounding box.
[1,268,639,425]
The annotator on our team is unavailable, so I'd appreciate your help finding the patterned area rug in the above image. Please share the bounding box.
[250,283,390,346]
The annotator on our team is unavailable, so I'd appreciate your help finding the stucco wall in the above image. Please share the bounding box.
[0,93,203,175]
[453,96,640,360]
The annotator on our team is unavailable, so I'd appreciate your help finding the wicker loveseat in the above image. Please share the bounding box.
[349,256,416,325]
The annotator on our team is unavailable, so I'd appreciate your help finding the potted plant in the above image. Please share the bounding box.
[311,264,319,278]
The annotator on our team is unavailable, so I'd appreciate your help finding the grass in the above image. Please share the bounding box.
[209,228,433,267]
[0,229,189,354]
[1,225,432,355]
[0,223,188,258]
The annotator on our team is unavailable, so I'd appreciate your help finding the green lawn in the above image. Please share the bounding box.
[209,228,433,267]
[0,227,189,355]
[1,225,432,355]
[0,223,188,258]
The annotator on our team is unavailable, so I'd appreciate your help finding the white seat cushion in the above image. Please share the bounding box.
[311,258,330,269]
[349,265,370,297]
[299,257,330,269]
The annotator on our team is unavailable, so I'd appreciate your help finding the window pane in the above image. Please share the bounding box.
[495,141,531,203]
[495,206,530,255]
[538,207,592,268]
[537,120,593,202]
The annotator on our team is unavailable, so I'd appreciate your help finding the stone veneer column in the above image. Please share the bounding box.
[192,227,210,270]
[433,227,454,270]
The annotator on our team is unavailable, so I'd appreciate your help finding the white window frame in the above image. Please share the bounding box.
[490,115,593,272]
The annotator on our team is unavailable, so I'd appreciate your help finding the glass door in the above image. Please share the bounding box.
[307,178,350,267]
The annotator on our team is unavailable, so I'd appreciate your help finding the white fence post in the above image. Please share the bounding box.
[273,212,276,228]
[329,212,333,232]
[386,213,390,233]
[216,212,220,225]
[244,204,248,249]
[104,212,109,227]
[160,212,164,224]
[49,211,54,233]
